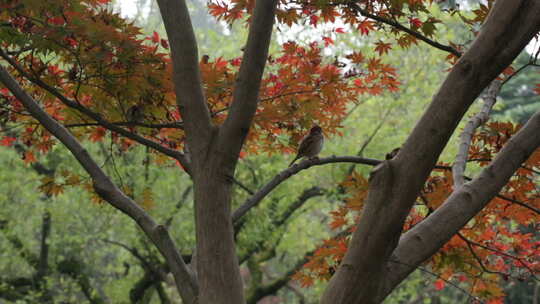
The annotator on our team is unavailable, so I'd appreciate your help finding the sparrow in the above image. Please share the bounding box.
[289,125,324,167]
[126,105,144,122]
[385,147,400,160]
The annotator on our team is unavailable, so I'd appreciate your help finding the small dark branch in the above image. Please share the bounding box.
[520,165,540,175]
[274,186,325,227]
[102,239,153,272]
[165,186,193,228]
[36,211,51,280]
[248,229,351,304]
[65,120,184,130]
[457,233,508,277]
[0,223,39,268]
[348,3,461,57]
[77,274,106,304]
[406,294,426,304]
[130,271,158,304]
[458,234,539,280]
[30,161,55,176]
[348,105,395,176]
[155,282,171,304]
[57,257,105,304]
[232,156,380,223]
[238,187,325,263]
[462,176,540,215]
[502,62,533,85]
[10,141,55,176]
[496,193,540,215]
[2,127,56,176]
[231,177,255,195]
[388,259,484,303]
[211,89,321,116]
[286,283,306,304]
[0,277,33,301]
[246,249,315,304]
[358,106,393,156]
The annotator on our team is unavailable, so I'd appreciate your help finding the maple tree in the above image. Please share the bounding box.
[0,0,539,303]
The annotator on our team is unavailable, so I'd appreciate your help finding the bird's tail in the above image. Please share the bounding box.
[289,155,299,167]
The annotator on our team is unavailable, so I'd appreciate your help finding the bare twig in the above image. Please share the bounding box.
[347,2,461,57]
[388,259,484,304]
[238,186,325,263]
[458,233,539,281]
[64,120,184,130]
[496,193,540,215]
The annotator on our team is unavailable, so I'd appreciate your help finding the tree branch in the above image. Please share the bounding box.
[102,239,154,273]
[458,232,538,280]
[453,80,502,187]
[0,49,191,173]
[246,255,309,304]
[383,109,540,301]
[157,0,212,155]
[232,156,380,223]
[238,186,325,263]
[218,0,278,166]
[496,193,540,215]
[322,1,540,302]
[0,66,198,304]
[430,165,540,215]
[348,2,461,57]
[64,120,184,130]
[36,211,51,280]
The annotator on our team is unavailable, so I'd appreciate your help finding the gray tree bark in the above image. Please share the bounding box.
[156,0,278,303]
[320,1,540,303]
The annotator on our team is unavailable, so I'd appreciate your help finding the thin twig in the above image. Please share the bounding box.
[457,233,539,281]
[388,259,484,303]
[348,2,461,57]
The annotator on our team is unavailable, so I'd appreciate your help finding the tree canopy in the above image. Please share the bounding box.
[0,0,539,303]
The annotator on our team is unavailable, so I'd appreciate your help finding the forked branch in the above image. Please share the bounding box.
[0,66,198,304]
[385,109,540,301]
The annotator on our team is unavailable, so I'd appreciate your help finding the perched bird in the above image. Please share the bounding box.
[385,147,400,160]
[126,105,144,123]
[289,125,324,167]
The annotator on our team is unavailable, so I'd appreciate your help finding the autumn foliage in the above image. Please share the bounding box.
[0,0,539,303]
[294,122,540,302]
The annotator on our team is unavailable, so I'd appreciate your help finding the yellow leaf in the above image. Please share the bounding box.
[141,187,155,210]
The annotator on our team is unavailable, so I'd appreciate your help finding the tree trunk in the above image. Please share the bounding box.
[194,155,245,304]
[320,1,540,303]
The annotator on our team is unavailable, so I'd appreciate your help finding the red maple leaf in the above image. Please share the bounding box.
[160,38,169,49]
[0,136,16,147]
[434,279,445,290]
[322,36,334,47]
[374,41,392,55]
[409,17,423,28]
[151,31,160,44]
[533,83,540,95]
